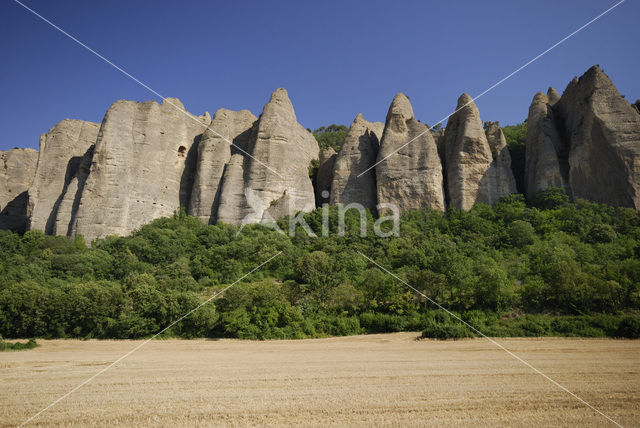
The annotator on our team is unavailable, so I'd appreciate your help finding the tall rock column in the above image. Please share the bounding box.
[72,98,209,241]
[376,93,445,212]
[188,108,256,224]
[0,148,39,231]
[555,65,640,208]
[217,88,319,224]
[484,121,518,197]
[28,119,100,235]
[330,113,383,212]
[524,90,569,198]
[443,94,516,210]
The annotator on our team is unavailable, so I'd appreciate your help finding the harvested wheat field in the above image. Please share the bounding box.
[1,333,638,427]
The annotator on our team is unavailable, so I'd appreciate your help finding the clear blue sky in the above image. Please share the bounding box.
[1,0,638,151]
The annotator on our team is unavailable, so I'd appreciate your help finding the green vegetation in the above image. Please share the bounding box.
[312,124,349,153]
[502,122,527,193]
[421,312,640,340]
[0,337,38,351]
[0,190,639,340]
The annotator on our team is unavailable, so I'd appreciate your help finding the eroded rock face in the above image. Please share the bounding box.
[547,87,561,105]
[330,114,383,212]
[315,147,336,206]
[555,65,640,208]
[443,94,515,210]
[28,119,100,235]
[484,121,518,197]
[216,154,249,224]
[524,92,569,197]
[72,98,209,242]
[376,94,445,212]
[188,108,256,224]
[53,145,95,236]
[217,88,318,224]
[0,148,39,231]
[5,67,638,240]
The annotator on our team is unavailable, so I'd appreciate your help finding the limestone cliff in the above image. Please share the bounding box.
[28,119,100,235]
[188,108,256,224]
[3,68,639,240]
[72,98,209,241]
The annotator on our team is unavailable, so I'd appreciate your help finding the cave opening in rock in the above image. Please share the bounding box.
[178,146,187,157]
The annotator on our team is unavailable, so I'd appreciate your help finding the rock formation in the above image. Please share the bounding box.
[72,98,210,242]
[554,65,640,208]
[53,144,95,236]
[28,119,100,235]
[330,114,383,212]
[217,88,318,224]
[376,93,445,212]
[2,66,639,240]
[443,94,516,210]
[484,121,518,197]
[0,148,38,231]
[546,87,561,105]
[188,108,256,224]
[524,92,569,197]
[215,154,249,224]
[315,147,336,206]
[524,66,640,209]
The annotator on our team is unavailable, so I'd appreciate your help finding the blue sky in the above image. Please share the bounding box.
[1,0,638,151]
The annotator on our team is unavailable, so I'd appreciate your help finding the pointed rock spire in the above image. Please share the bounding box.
[484,121,517,197]
[376,93,445,212]
[330,113,383,212]
[217,88,319,224]
[524,92,569,198]
[554,65,640,208]
[547,87,561,104]
[443,94,516,210]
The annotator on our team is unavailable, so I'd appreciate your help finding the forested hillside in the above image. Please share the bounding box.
[1,188,638,340]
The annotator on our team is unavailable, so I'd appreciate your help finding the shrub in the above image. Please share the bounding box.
[421,322,475,340]
[508,220,535,248]
[531,187,570,210]
[616,315,640,338]
[0,338,38,351]
[587,224,617,243]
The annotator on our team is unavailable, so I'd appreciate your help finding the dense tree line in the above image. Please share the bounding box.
[0,188,638,340]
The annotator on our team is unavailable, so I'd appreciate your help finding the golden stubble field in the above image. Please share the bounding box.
[0,333,638,427]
